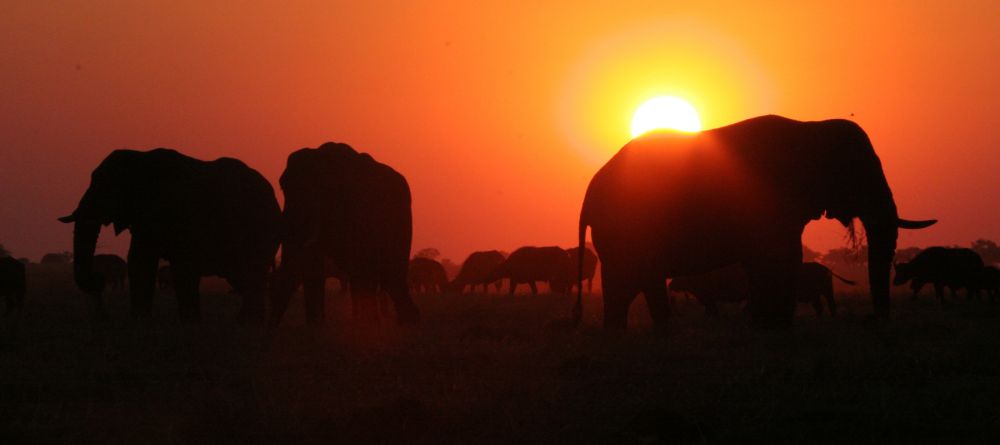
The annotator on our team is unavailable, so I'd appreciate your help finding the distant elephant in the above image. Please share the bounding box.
[59,148,281,322]
[0,256,26,314]
[409,257,448,293]
[670,262,855,316]
[449,250,506,293]
[491,246,573,295]
[893,247,984,303]
[92,254,127,291]
[40,253,71,265]
[566,246,598,294]
[157,265,173,291]
[270,142,420,326]
[982,265,1000,302]
[576,115,936,329]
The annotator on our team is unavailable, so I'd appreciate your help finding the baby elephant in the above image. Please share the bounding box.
[408,257,448,293]
[893,247,984,303]
[670,262,853,316]
[0,256,27,314]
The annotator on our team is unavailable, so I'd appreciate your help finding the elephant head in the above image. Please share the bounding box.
[58,150,153,294]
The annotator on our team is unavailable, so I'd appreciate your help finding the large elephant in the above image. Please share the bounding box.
[575,115,936,329]
[449,250,506,293]
[270,142,420,326]
[59,148,281,322]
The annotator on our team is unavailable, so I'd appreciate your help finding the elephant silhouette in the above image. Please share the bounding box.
[449,250,506,293]
[0,256,26,314]
[270,142,420,326]
[576,115,935,329]
[59,148,281,322]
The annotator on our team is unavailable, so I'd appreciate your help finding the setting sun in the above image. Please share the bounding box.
[630,96,702,137]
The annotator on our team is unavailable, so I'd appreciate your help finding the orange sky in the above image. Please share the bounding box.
[1,1,998,263]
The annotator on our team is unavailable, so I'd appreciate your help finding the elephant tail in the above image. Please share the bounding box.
[573,213,587,326]
[830,271,857,285]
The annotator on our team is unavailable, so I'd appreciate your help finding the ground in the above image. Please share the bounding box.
[2,267,1000,443]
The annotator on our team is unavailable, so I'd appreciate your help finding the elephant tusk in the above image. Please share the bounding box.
[897,218,937,229]
[58,214,76,223]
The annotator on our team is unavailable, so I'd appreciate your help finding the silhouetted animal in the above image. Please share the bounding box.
[576,115,935,329]
[270,142,420,326]
[449,250,506,293]
[59,148,281,322]
[670,262,855,316]
[491,246,573,295]
[982,265,1000,302]
[566,246,598,294]
[157,265,173,291]
[0,257,26,314]
[893,247,984,303]
[40,252,70,264]
[92,254,127,290]
[409,257,448,293]
[324,259,351,294]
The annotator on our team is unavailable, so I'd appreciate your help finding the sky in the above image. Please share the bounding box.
[1,1,998,263]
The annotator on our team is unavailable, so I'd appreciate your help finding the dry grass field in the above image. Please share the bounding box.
[3,266,1000,443]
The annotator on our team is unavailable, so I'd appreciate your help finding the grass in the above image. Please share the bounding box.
[2,267,1000,443]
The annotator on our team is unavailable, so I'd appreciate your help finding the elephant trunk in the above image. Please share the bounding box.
[861,210,898,320]
[71,221,104,294]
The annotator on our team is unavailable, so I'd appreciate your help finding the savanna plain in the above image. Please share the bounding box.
[3,266,1000,444]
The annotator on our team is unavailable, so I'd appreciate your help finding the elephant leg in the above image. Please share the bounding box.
[126,242,158,319]
[509,281,517,296]
[601,268,638,330]
[172,264,202,322]
[825,292,837,316]
[383,276,419,325]
[641,279,670,328]
[587,279,593,294]
[529,281,538,295]
[934,283,945,304]
[812,298,824,316]
[911,281,924,300]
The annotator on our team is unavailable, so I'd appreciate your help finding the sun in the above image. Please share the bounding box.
[630,96,702,137]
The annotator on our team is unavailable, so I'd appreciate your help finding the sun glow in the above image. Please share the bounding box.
[630,96,702,137]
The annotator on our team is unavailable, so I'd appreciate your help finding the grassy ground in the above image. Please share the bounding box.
[2,267,1000,443]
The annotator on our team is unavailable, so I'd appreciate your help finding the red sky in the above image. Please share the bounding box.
[1,1,998,263]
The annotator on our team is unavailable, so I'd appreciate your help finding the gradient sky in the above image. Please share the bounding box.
[1,1,997,263]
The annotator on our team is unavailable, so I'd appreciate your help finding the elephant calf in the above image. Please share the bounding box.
[893,247,985,303]
[670,262,853,316]
[0,256,26,314]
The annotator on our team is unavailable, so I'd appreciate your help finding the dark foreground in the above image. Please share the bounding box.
[3,269,1000,443]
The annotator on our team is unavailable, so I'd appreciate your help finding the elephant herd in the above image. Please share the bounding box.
[3,114,958,331]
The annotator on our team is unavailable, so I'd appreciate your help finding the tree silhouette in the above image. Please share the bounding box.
[970,239,1000,264]
[415,247,441,260]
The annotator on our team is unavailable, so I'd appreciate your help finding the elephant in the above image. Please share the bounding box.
[0,256,26,314]
[59,148,281,322]
[565,246,598,294]
[449,250,506,293]
[269,142,420,326]
[409,257,448,294]
[490,246,573,295]
[893,247,984,303]
[574,115,936,329]
[92,254,127,291]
